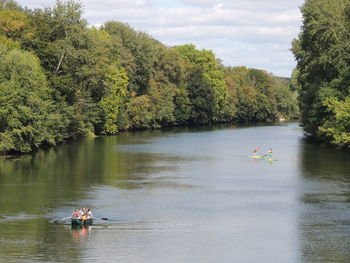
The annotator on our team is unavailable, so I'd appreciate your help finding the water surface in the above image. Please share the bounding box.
[1,123,350,262]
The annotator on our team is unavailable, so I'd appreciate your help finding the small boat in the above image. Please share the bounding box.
[248,155,264,158]
[248,156,277,161]
[71,217,94,227]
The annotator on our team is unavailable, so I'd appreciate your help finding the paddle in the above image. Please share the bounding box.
[54,215,108,224]
[53,216,71,224]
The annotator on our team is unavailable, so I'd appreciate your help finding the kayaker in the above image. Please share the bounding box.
[253,147,259,156]
[267,148,272,157]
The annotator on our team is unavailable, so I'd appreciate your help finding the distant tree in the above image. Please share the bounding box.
[186,66,215,123]
[102,21,159,95]
[223,66,297,122]
[175,44,233,123]
[97,66,128,134]
[125,94,153,129]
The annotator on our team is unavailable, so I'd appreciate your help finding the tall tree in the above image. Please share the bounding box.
[0,42,67,153]
[292,0,350,149]
[102,21,158,95]
[97,66,128,134]
[175,44,233,123]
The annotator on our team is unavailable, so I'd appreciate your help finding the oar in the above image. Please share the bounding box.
[54,216,71,224]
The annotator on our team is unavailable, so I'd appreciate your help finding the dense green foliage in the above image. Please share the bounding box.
[0,0,298,153]
[224,67,298,122]
[0,39,69,152]
[292,0,350,149]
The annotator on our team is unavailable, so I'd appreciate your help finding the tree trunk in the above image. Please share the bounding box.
[54,52,65,76]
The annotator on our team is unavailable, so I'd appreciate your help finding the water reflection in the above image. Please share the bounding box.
[298,140,350,263]
[0,133,184,216]
[0,218,83,262]
[70,225,92,243]
[0,130,197,262]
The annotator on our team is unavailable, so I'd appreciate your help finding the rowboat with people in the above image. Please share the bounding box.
[71,208,94,226]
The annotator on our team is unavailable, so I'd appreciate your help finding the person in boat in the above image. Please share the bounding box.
[72,209,80,219]
[267,148,272,157]
[87,208,93,219]
[81,208,87,220]
[253,147,260,156]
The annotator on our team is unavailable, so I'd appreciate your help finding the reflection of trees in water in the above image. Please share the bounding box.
[0,218,82,262]
[0,138,107,261]
[0,133,167,214]
[0,129,190,212]
[299,141,350,262]
[299,140,350,180]
[97,133,194,190]
[0,138,106,216]
[0,131,190,261]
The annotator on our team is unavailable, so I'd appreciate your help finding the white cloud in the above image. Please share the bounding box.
[179,0,303,11]
[16,0,303,77]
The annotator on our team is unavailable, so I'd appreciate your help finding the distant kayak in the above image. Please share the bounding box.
[248,156,277,161]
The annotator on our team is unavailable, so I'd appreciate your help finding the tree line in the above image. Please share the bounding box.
[0,0,298,153]
[292,0,350,150]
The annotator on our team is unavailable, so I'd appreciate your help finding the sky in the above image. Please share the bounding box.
[16,0,305,77]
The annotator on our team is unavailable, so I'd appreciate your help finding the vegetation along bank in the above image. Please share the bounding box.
[0,0,298,154]
[292,0,350,150]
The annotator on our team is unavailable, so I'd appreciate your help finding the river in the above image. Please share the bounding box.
[0,122,350,263]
